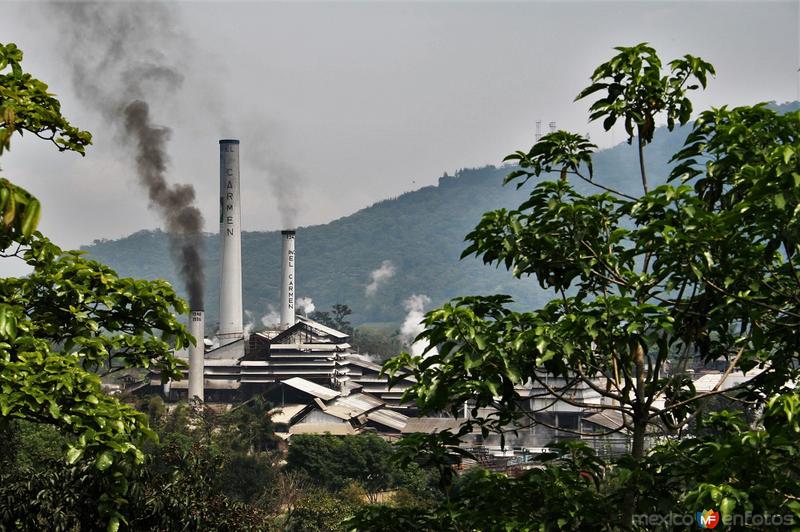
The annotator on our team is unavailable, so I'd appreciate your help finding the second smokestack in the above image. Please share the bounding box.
[280,230,296,329]
[188,310,205,402]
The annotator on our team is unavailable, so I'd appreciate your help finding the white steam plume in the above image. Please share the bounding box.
[297,296,315,316]
[260,306,281,328]
[352,352,380,364]
[400,294,435,357]
[365,260,397,297]
[243,309,255,340]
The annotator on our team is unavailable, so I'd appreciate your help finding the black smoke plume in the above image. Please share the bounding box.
[48,3,204,309]
[124,101,204,308]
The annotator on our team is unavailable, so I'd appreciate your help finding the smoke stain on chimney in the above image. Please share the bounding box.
[49,2,204,309]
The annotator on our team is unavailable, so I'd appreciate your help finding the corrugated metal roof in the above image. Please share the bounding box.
[367,409,409,431]
[294,393,386,421]
[269,404,308,424]
[169,379,241,390]
[255,330,282,340]
[204,359,241,366]
[346,359,418,384]
[320,405,360,420]
[241,356,337,371]
[289,423,358,436]
[271,343,351,351]
[583,410,626,431]
[346,355,384,372]
[335,393,383,411]
[296,316,350,339]
[243,362,337,368]
[401,417,463,434]
[693,370,763,393]
[583,410,662,435]
[266,354,338,360]
[282,377,340,400]
[205,339,246,360]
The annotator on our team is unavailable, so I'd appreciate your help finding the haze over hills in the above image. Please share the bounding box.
[82,102,799,331]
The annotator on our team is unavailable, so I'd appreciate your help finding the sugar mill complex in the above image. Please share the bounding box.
[127,139,748,462]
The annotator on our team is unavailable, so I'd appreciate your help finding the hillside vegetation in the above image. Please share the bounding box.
[82,102,798,330]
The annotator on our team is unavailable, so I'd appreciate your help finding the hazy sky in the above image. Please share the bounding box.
[2,1,798,262]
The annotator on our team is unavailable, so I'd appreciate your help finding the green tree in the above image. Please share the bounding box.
[285,488,360,532]
[225,394,280,453]
[351,325,403,361]
[286,434,426,502]
[383,43,800,527]
[310,303,354,335]
[0,42,189,528]
[287,434,391,494]
[0,433,274,531]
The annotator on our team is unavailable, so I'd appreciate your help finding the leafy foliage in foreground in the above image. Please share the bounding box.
[0,400,443,530]
[287,433,436,502]
[351,393,800,531]
[0,42,189,528]
[0,408,273,531]
[378,43,800,529]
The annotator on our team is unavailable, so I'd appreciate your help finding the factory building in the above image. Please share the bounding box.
[131,139,665,461]
[143,139,418,422]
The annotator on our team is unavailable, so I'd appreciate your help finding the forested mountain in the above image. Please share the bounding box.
[82,102,799,330]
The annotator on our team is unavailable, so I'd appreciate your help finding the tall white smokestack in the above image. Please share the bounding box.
[280,230,296,329]
[188,310,205,402]
[218,139,243,345]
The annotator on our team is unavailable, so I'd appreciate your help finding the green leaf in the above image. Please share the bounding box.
[719,497,736,517]
[784,145,795,164]
[474,334,487,350]
[536,338,548,353]
[465,351,480,371]
[95,450,114,471]
[66,446,83,464]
